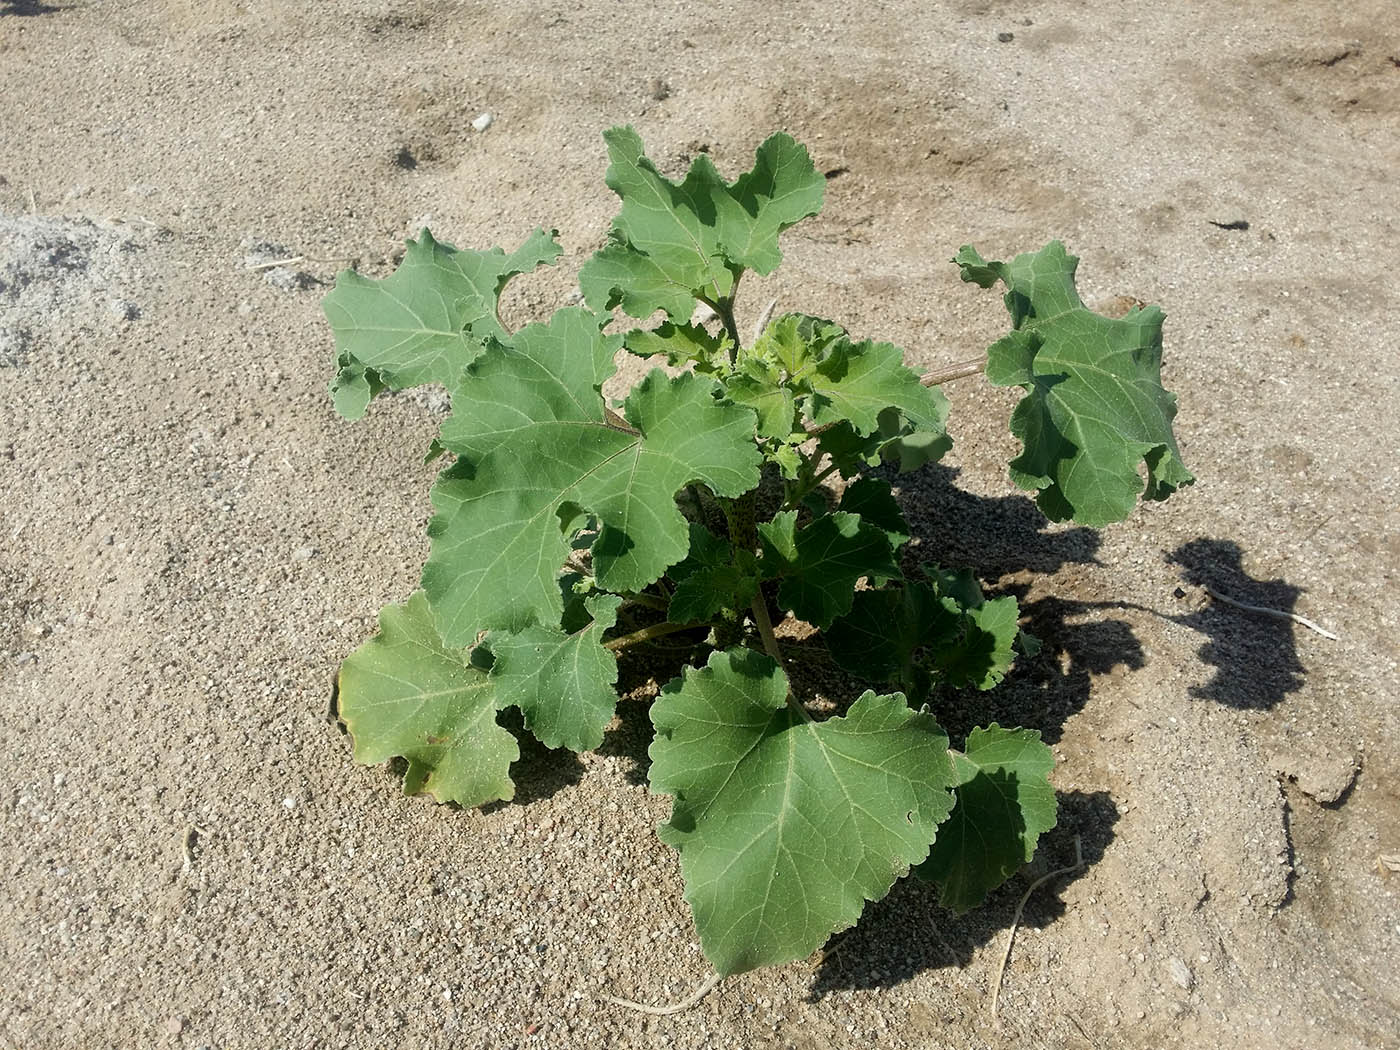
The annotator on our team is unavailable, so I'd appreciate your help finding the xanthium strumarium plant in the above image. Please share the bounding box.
[324,127,1192,978]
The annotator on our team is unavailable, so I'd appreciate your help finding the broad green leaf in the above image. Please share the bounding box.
[579,127,732,320]
[648,648,957,975]
[825,583,957,702]
[489,594,622,752]
[337,592,517,807]
[710,132,826,274]
[623,320,730,371]
[425,309,761,643]
[956,241,1193,525]
[924,564,985,611]
[579,127,822,321]
[668,523,759,623]
[436,307,620,466]
[324,228,561,419]
[933,595,1019,691]
[918,725,1057,911]
[827,570,1021,696]
[836,477,910,552]
[807,332,949,439]
[758,510,900,629]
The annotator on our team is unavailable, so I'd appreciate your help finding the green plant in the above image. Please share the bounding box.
[323,127,1192,979]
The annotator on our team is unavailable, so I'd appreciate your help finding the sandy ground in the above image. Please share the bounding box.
[2,1,1399,1047]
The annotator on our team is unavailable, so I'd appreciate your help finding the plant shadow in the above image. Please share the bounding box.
[594,625,713,786]
[485,707,587,810]
[1166,538,1306,708]
[807,790,1118,998]
[881,462,1102,577]
[935,591,1146,744]
[872,465,1308,714]
[1,1,64,14]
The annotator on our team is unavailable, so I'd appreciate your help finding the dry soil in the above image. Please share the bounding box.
[2,2,1398,1048]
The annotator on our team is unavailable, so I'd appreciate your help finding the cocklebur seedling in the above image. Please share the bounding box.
[324,126,1191,978]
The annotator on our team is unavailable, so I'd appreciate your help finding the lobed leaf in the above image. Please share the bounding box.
[917,725,1057,911]
[710,132,827,274]
[337,592,517,807]
[648,648,956,975]
[836,477,910,552]
[758,510,901,629]
[932,594,1019,691]
[623,320,731,371]
[324,228,561,419]
[580,127,823,321]
[488,594,623,752]
[425,308,761,644]
[957,241,1193,525]
[826,568,1021,697]
[806,331,947,438]
[667,523,759,624]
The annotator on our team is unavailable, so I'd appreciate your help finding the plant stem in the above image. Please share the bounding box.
[785,459,841,509]
[722,490,758,554]
[620,592,668,613]
[604,619,702,652]
[919,357,986,386]
[716,303,742,361]
[750,597,812,722]
[700,278,743,361]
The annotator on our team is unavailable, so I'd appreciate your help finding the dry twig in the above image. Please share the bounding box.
[919,358,985,386]
[991,835,1085,1021]
[1203,585,1339,641]
[245,253,355,272]
[604,972,723,1016]
[751,298,778,344]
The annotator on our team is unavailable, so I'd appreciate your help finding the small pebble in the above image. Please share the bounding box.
[1168,956,1194,991]
[107,298,140,321]
[997,31,1015,42]
[472,112,493,132]
[166,1016,184,1036]
[291,546,316,561]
